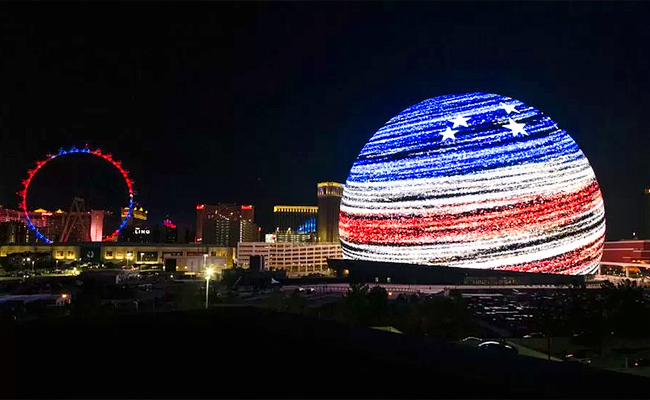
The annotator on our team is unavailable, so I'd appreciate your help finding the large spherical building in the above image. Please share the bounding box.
[339,92,605,275]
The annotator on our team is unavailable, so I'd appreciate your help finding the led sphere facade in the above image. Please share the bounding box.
[339,92,605,275]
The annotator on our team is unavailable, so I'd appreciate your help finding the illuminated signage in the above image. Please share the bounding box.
[135,227,150,235]
[241,205,253,210]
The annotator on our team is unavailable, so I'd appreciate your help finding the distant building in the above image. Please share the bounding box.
[249,255,264,272]
[317,182,343,243]
[240,219,261,243]
[272,205,318,243]
[122,205,148,224]
[0,206,23,223]
[162,219,178,244]
[118,225,153,243]
[272,231,317,243]
[0,207,33,244]
[273,205,318,232]
[117,204,152,243]
[162,253,228,274]
[237,241,342,276]
[90,210,107,242]
[0,243,235,269]
[641,187,650,239]
[602,240,650,264]
[24,208,65,243]
[196,204,259,246]
[42,209,66,241]
[0,221,29,244]
[0,206,111,244]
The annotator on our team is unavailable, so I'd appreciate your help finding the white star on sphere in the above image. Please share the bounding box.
[498,102,519,114]
[440,127,457,141]
[503,118,527,137]
[449,114,469,128]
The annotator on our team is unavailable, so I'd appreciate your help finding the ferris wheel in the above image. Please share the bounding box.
[18,145,135,244]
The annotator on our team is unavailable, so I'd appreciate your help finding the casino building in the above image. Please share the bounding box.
[0,243,235,272]
[237,241,341,276]
[0,206,111,244]
[317,182,343,243]
[196,204,260,246]
[272,205,318,243]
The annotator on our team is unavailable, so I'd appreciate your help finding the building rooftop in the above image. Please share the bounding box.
[273,205,318,212]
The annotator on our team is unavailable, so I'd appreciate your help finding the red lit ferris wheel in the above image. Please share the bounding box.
[18,145,135,244]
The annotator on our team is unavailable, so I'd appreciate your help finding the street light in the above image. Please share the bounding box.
[205,267,214,309]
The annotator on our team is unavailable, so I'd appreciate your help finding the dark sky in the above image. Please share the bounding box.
[1,2,649,239]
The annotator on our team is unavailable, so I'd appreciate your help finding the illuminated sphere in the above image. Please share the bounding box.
[339,92,605,275]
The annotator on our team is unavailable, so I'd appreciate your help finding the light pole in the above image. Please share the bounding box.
[205,267,214,309]
[203,254,208,270]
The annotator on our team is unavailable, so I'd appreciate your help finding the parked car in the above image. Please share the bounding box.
[478,341,519,355]
[631,358,650,367]
[459,337,482,346]
[565,349,592,364]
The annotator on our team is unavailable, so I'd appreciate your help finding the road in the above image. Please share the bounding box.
[236,288,345,308]
[281,283,449,296]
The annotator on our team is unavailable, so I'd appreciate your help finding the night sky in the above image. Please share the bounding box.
[1,3,649,239]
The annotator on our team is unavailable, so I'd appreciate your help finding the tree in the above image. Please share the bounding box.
[367,286,388,325]
[602,279,648,338]
[171,283,202,309]
[417,295,473,340]
[342,284,370,324]
[104,262,120,269]
[286,291,308,314]
[264,290,285,312]
[0,257,18,272]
